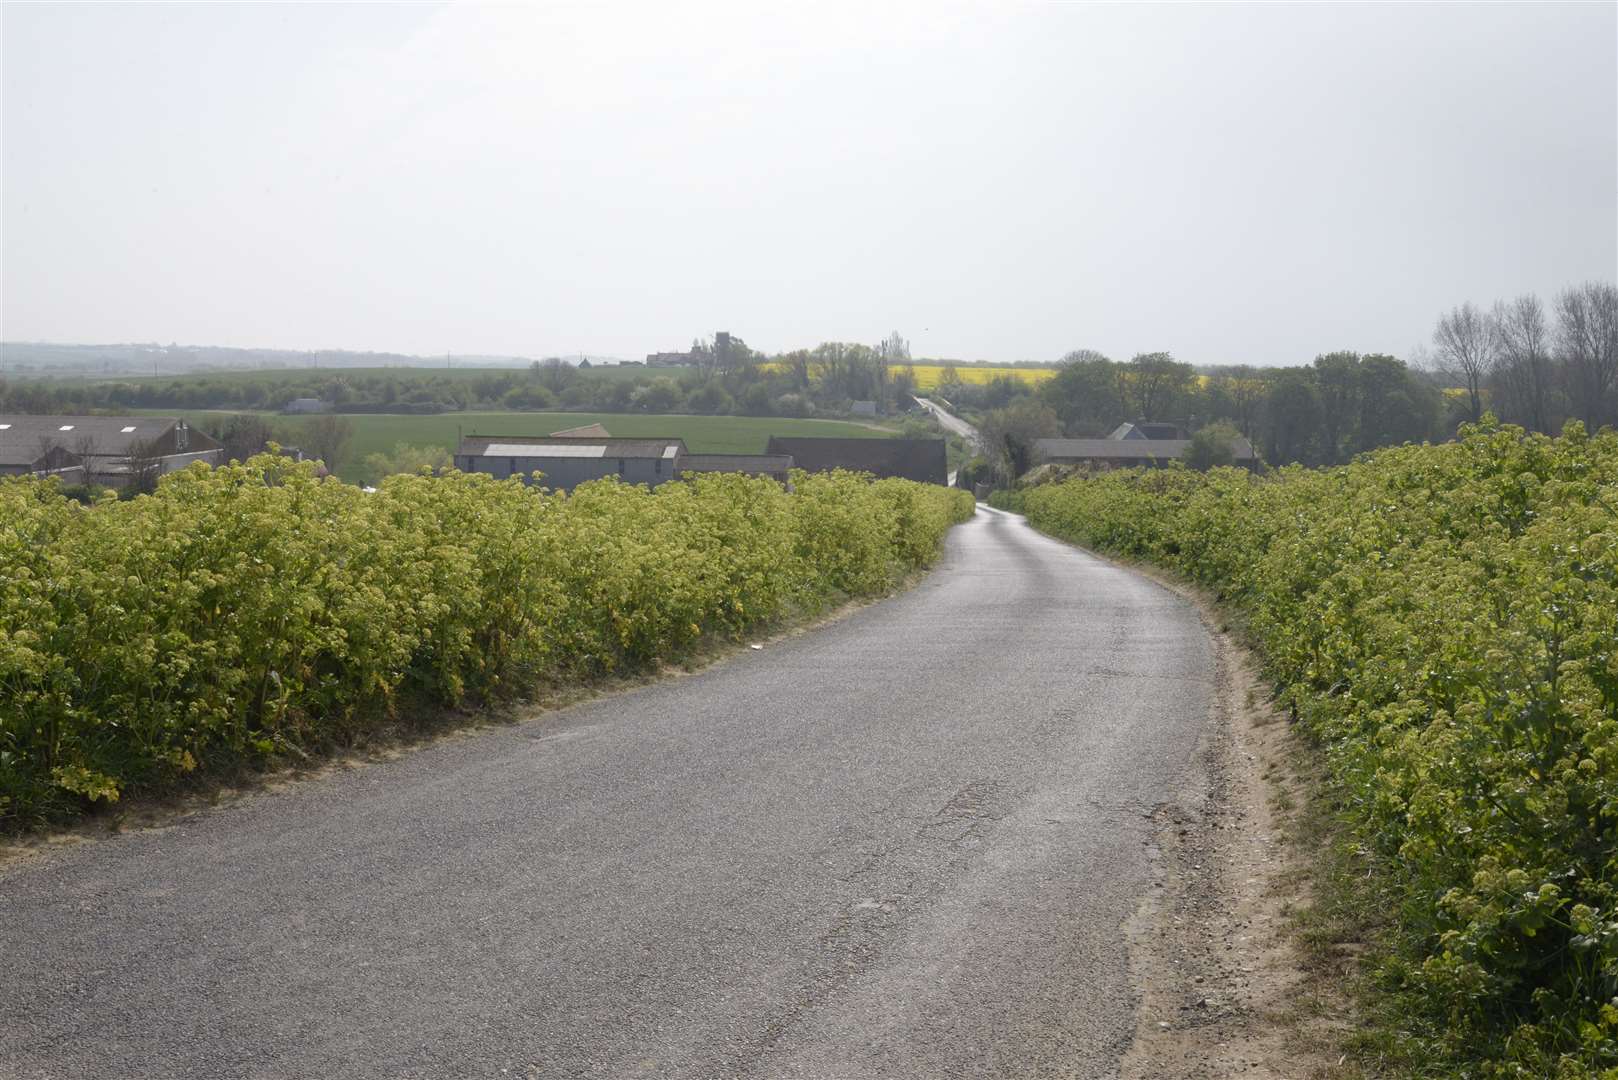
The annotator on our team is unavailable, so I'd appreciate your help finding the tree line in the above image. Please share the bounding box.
[1428,280,1617,434]
[0,332,930,422]
[956,348,1442,478]
[953,278,1616,480]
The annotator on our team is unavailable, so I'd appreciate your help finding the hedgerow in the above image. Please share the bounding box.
[996,420,1618,1078]
[0,458,974,830]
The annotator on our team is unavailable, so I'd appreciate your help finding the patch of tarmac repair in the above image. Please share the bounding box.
[1115,564,1355,1080]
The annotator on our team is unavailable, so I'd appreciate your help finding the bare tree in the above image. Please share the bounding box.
[876,331,908,408]
[1556,281,1618,430]
[1489,295,1555,433]
[33,435,71,478]
[70,433,100,484]
[302,414,354,472]
[208,413,280,463]
[534,357,576,394]
[124,438,163,495]
[781,349,812,391]
[1432,302,1494,423]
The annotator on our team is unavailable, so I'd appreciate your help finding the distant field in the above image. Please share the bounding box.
[908,365,1055,390]
[136,409,894,480]
[758,363,1056,391]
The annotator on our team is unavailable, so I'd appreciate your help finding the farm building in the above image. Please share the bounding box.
[1108,422,1187,440]
[1034,433,1258,470]
[765,436,948,485]
[0,415,224,485]
[455,434,797,489]
[549,423,611,438]
[455,435,686,489]
[282,398,332,414]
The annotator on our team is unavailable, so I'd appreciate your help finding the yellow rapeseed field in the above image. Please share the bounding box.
[903,365,1056,390]
[760,362,1055,391]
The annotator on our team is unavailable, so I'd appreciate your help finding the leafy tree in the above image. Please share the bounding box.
[1040,353,1126,434]
[1181,422,1243,470]
[501,385,559,410]
[1312,351,1362,464]
[631,377,683,413]
[684,382,734,415]
[1354,354,1439,453]
[1263,371,1321,465]
[361,442,452,485]
[979,400,1060,484]
[1123,352,1195,421]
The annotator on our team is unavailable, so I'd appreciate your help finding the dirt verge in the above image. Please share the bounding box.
[1117,568,1359,1080]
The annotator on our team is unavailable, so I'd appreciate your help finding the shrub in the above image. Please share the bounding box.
[0,458,973,830]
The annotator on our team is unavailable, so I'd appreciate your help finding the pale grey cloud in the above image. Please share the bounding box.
[3,1,1613,365]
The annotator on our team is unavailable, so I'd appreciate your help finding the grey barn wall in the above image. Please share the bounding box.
[454,454,674,490]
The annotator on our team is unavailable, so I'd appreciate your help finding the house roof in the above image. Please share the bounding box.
[1036,436,1257,461]
[457,435,686,460]
[1109,421,1187,440]
[549,423,611,438]
[677,453,794,473]
[0,415,206,467]
[764,436,947,485]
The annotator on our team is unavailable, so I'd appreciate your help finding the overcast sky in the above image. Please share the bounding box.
[2,2,1614,366]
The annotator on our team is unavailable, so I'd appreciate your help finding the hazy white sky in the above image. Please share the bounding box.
[2,2,1614,366]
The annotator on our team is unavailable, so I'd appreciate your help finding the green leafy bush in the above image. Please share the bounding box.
[0,458,974,829]
[999,421,1618,1077]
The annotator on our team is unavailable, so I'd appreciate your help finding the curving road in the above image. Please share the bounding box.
[0,507,1215,1080]
[913,394,980,456]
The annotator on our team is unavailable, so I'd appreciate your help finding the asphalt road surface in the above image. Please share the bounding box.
[912,396,980,449]
[1,506,1215,1080]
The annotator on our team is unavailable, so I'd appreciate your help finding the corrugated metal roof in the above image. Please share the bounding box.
[0,415,190,466]
[484,442,605,458]
[458,435,687,459]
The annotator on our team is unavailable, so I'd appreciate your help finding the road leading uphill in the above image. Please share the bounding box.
[1,506,1215,1080]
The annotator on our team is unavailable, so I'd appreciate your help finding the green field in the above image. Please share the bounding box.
[140,409,895,480]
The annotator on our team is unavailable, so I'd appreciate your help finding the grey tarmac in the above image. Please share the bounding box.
[1,506,1215,1080]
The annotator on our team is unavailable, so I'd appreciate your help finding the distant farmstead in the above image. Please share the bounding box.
[645,352,696,368]
[455,436,686,490]
[0,415,224,485]
[454,428,795,490]
[1034,431,1258,470]
[282,398,332,414]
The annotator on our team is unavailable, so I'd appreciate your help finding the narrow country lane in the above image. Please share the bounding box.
[0,507,1216,1080]
[913,395,980,449]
